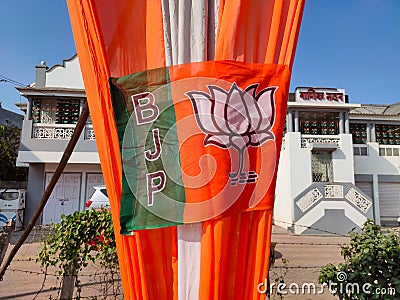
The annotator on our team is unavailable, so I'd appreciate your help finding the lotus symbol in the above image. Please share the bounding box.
[186,83,276,185]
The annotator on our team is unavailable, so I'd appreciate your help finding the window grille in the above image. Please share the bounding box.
[300,112,339,135]
[375,124,400,145]
[311,151,332,182]
[350,123,367,144]
[31,99,81,124]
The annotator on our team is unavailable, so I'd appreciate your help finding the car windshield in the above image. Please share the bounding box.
[101,189,108,197]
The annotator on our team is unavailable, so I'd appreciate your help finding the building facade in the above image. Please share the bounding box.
[16,55,104,225]
[275,87,400,234]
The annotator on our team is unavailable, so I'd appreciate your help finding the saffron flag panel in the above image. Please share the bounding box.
[66,0,305,298]
[110,61,290,232]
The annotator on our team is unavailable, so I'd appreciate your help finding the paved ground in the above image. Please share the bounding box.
[269,226,348,299]
[0,226,349,299]
[0,227,122,299]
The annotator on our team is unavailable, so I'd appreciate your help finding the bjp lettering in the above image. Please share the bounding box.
[132,92,165,206]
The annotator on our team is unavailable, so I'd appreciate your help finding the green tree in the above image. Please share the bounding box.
[319,220,400,299]
[0,124,27,182]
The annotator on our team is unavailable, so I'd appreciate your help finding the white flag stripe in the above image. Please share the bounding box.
[160,1,220,299]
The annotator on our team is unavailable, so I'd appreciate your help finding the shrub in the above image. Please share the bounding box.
[319,220,400,299]
[38,208,118,297]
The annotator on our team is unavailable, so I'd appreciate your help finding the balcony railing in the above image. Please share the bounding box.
[32,123,95,140]
[300,134,341,149]
[295,183,372,214]
[84,125,95,140]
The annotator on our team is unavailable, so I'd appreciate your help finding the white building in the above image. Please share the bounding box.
[16,55,104,225]
[275,87,400,234]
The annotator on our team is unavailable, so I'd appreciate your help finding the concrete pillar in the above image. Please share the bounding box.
[344,111,350,134]
[27,99,33,121]
[294,111,299,132]
[79,99,85,116]
[372,173,381,225]
[80,172,87,211]
[371,123,376,142]
[25,163,45,226]
[339,112,344,134]
[287,111,293,132]
[366,123,371,143]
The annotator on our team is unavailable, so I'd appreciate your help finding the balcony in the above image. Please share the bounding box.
[17,119,99,165]
[31,123,95,140]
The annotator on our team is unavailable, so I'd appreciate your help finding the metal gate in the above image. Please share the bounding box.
[355,182,373,199]
[378,182,400,225]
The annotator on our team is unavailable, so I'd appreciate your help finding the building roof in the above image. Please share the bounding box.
[384,102,400,115]
[16,86,86,98]
[351,102,400,116]
[0,106,24,128]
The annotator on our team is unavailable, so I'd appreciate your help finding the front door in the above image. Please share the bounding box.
[43,173,81,224]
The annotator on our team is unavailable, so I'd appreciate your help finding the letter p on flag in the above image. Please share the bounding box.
[146,171,166,206]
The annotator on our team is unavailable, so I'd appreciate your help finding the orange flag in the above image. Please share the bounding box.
[66,1,305,299]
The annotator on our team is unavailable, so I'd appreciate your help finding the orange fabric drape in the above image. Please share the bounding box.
[67,1,177,299]
[66,0,305,299]
[199,1,304,299]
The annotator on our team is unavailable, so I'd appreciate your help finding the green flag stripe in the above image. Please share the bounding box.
[110,67,186,233]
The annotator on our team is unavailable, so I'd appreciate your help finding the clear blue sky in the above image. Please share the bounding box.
[1,0,399,114]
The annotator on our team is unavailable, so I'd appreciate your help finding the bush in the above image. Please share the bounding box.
[319,220,400,299]
[38,208,118,297]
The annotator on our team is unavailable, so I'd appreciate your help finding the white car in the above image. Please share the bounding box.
[0,189,25,230]
[85,186,110,209]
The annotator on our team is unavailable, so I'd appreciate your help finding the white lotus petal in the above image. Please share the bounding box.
[204,134,230,148]
[186,91,221,134]
[243,85,262,132]
[225,84,250,134]
[245,84,258,98]
[249,131,274,146]
[208,85,231,133]
[256,87,276,131]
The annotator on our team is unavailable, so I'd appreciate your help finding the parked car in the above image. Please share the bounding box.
[85,186,110,209]
[0,189,25,230]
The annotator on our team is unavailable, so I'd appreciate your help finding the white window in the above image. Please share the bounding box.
[353,145,368,156]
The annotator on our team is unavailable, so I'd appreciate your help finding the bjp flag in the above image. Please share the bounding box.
[66,1,305,299]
